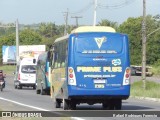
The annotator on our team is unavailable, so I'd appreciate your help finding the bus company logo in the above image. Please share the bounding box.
[94,37,107,49]
[112,59,121,66]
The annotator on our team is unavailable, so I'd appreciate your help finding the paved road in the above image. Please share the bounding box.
[0,75,160,120]
[131,75,160,84]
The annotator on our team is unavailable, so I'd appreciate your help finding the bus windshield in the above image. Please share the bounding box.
[75,34,123,54]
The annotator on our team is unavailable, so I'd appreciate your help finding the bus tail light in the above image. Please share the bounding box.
[123,67,130,85]
[68,67,76,86]
[46,72,48,77]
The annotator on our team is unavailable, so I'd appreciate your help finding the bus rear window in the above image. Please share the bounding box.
[21,65,36,74]
[75,35,123,54]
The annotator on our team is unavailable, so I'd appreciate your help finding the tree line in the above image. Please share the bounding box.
[0,14,160,66]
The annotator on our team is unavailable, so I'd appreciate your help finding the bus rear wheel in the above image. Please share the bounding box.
[70,100,76,110]
[36,89,41,94]
[102,102,110,110]
[114,99,122,110]
[55,99,61,108]
[102,99,122,110]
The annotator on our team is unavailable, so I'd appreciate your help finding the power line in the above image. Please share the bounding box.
[70,2,94,15]
[98,0,137,9]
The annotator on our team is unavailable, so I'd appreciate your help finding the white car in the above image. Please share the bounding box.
[14,58,37,89]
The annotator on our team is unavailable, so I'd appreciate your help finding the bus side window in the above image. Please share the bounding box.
[52,40,67,68]
[52,45,58,68]
[61,62,65,67]
[54,53,58,68]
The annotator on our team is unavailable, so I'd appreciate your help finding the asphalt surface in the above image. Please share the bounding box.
[0,75,160,120]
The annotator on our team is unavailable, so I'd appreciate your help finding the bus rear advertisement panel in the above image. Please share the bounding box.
[51,26,130,110]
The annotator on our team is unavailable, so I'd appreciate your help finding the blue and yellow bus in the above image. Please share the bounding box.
[36,52,50,95]
[50,26,130,110]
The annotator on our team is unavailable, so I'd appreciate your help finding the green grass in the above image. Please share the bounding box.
[152,65,160,75]
[131,80,160,98]
[0,65,16,75]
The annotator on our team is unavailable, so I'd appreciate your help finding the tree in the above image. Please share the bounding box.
[146,15,160,64]
[38,22,59,38]
[19,29,42,45]
[98,19,118,30]
[118,15,160,65]
[118,17,142,65]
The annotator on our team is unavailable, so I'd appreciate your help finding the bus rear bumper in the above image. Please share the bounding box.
[68,85,130,100]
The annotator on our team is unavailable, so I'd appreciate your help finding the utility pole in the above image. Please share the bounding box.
[93,0,97,26]
[16,19,19,63]
[142,0,146,89]
[71,16,82,27]
[63,8,69,35]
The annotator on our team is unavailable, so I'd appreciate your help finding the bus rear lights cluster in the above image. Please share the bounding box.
[125,68,130,79]
[68,67,77,85]
[123,67,131,85]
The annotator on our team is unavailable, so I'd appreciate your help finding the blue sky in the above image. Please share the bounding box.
[0,0,159,25]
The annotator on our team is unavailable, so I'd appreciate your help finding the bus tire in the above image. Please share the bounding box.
[55,99,61,108]
[63,99,69,110]
[70,100,76,110]
[114,99,122,110]
[47,90,50,95]
[102,102,110,110]
[109,103,115,110]
[36,89,41,94]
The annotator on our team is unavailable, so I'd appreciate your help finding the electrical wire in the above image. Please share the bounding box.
[69,0,137,15]
[70,2,94,15]
[98,0,137,9]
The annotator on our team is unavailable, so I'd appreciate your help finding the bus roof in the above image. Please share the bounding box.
[54,34,69,43]
[54,26,116,43]
[71,26,116,33]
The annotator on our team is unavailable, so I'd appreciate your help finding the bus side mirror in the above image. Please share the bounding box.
[33,59,36,64]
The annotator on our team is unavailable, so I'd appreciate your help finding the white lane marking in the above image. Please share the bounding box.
[71,117,86,120]
[0,97,49,111]
[0,97,86,120]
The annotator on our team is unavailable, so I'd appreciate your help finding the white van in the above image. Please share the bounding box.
[14,58,37,89]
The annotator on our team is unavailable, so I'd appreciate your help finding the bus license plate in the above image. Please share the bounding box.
[94,79,106,84]
[95,84,104,88]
